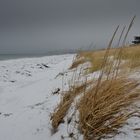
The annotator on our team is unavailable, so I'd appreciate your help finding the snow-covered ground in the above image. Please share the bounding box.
[0,54,74,140]
[0,54,140,140]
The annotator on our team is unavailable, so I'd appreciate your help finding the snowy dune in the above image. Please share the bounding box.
[0,54,140,140]
[0,54,74,140]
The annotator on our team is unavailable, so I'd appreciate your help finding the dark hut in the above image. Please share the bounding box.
[132,36,140,44]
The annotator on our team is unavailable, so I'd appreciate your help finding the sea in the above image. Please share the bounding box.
[0,54,49,61]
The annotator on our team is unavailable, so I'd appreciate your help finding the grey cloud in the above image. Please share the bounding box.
[0,0,140,54]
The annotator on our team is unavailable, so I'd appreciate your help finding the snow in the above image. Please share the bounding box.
[0,54,74,140]
[0,54,139,140]
[105,116,140,140]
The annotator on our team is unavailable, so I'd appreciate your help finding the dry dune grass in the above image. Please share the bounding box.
[77,49,140,139]
[74,45,140,73]
[51,16,140,139]
[121,45,140,70]
[76,17,140,139]
[72,49,111,73]
[51,91,73,129]
[70,57,86,69]
[70,16,139,73]
[51,81,91,130]
[78,78,140,140]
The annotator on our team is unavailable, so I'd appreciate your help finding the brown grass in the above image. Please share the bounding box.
[51,16,140,139]
[51,81,92,130]
[70,58,86,69]
[51,91,73,129]
[78,78,140,140]
[74,45,140,74]
[121,45,140,70]
[70,17,139,73]
[76,18,140,139]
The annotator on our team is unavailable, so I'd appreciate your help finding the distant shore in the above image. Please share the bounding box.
[0,52,75,61]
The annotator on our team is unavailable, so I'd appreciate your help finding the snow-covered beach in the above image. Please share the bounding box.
[0,54,74,140]
[0,53,140,140]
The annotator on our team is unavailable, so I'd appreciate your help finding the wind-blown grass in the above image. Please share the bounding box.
[78,78,140,140]
[51,16,140,140]
[51,82,91,130]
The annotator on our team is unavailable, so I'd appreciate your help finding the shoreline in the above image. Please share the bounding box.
[0,52,76,61]
[0,54,74,140]
[0,53,74,62]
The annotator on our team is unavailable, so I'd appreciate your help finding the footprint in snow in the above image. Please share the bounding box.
[0,112,13,117]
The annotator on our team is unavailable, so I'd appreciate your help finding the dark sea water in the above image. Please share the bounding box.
[0,51,75,61]
[0,54,48,61]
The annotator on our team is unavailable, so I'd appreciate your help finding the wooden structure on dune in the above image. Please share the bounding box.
[132,36,140,44]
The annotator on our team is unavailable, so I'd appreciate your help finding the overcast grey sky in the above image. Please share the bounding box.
[0,0,139,54]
